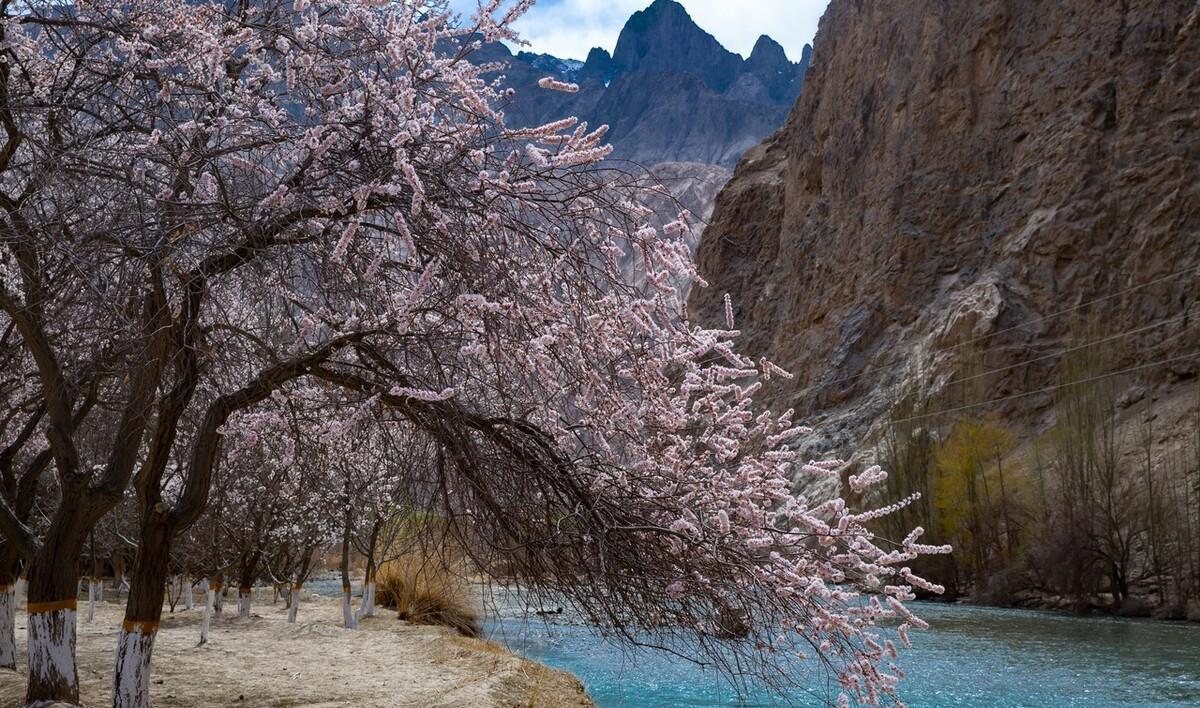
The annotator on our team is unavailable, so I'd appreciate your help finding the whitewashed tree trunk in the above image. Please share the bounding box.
[96,578,103,602]
[342,588,357,629]
[112,624,156,708]
[86,580,96,623]
[287,585,301,624]
[237,588,251,618]
[14,576,26,604]
[0,585,15,669]
[27,606,78,699]
[213,585,224,614]
[354,582,376,622]
[183,578,193,611]
[199,587,214,645]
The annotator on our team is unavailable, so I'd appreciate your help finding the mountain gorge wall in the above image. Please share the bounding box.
[690,0,1200,445]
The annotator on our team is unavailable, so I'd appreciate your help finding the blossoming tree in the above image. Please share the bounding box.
[0,0,948,705]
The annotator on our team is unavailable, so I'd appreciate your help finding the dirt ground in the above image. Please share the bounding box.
[0,591,591,707]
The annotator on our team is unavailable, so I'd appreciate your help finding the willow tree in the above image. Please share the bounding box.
[0,0,948,706]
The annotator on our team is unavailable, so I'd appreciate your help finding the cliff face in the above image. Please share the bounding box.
[482,0,810,167]
[690,0,1200,443]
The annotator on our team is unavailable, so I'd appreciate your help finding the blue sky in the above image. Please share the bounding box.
[449,0,829,62]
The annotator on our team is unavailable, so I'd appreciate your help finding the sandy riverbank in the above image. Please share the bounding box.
[0,592,592,707]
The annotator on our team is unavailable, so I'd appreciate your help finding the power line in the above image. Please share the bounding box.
[938,312,1195,390]
[941,265,1199,353]
[788,264,1200,399]
[886,350,1200,426]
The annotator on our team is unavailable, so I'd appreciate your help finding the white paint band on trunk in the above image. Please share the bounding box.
[27,608,78,693]
[113,627,156,708]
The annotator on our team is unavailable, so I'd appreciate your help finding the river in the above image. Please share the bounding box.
[485,601,1200,707]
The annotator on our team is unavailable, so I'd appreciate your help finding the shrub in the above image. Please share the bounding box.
[376,552,480,637]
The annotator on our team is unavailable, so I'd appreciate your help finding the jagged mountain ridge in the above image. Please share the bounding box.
[689,0,1200,447]
[475,0,811,168]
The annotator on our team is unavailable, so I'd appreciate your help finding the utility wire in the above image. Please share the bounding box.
[788,264,1200,399]
[886,351,1200,426]
[937,311,1195,390]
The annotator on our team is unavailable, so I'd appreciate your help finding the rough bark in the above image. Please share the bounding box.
[287,583,301,624]
[341,589,357,630]
[26,606,78,704]
[112,626,155,708]
[200,585,214,645]
[24,500,91,704]
[339,490,357,629]
[112,511,172,706]
[0,584,14,670]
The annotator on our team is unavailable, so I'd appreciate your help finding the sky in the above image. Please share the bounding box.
[448,0,830,62]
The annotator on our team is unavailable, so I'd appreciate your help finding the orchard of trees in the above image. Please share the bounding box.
[0,0,947,706]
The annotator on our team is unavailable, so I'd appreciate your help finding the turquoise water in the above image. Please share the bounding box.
[486,601,1200,707]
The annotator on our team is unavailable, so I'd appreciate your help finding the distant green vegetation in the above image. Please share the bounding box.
[873,329,1200,617]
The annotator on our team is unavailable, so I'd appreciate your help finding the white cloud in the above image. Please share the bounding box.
[449,0,828,62]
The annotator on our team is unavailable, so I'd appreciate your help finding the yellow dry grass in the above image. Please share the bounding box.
[376,551,481,637]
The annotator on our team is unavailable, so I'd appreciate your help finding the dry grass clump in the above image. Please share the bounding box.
[376,551,481,637]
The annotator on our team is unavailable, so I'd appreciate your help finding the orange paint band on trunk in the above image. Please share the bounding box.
[342,584,351,593]
[122,619,159,635]
[0,584,10,591]
[239,587,252,593]
[27,599,77,614]
[292,584,303,591]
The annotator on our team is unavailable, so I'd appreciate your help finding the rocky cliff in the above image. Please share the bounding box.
[479,0,810,167]
[690,0,1200,445]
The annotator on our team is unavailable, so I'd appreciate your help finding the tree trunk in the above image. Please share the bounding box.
[0,582,14,670]
[212,574,225,614]
[238,588,252,618]
[183,576,193,611]
[361,519,381,619]
[114,512,172,708]
[112,624,155,708]
[339,526,356,629]
[86,578,96,623]
[26,602,78,704]
[200,585,214,645]
[342,585,357,630]
[288,582,302,624]
[340,526,357,629]
[339,477,359,629]
[25,523,88,705]
[167,575,179,613]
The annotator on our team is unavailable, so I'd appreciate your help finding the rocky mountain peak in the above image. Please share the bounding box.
[747,35,789,70]
[742,34,804,102]
[579,47,617,84]
[478,1,809,168]
[611,0,742,92]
